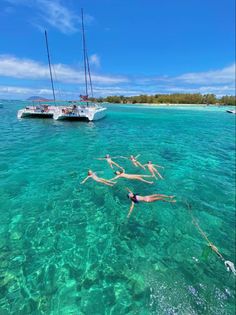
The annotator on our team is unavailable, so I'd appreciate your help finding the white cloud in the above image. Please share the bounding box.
[132,64,236,96]
[89,54,100,67]
[174,64,235,85]
[135,64,236,87]
[0,84,88,100]
[93,86,145,96]
[36,0,79,34]
[0,55,129,85]
[0,85,54,96]
[4,0,90,34]
[0,83,234,100]
[1,6,15,15]
[0,84,146,99]
[0,55,235,98]
[161,85,235,97]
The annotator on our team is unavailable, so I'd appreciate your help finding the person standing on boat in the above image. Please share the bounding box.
[111,171,153,184]
[143,161,164,179]
[81,170,116,187]
[121,154,146,170]
[96,154,124,171]
[126,188,176,218]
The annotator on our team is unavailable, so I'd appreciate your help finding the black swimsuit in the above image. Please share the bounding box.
[130,194,139,203]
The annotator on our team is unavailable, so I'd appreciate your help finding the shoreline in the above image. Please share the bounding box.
[105,103,231,107]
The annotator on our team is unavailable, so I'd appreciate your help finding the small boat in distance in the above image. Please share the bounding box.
[18,31,57,119]
[226,109,236,114]
[53,8,106,121]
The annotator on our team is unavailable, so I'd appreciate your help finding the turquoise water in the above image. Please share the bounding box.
[0,101,235,314]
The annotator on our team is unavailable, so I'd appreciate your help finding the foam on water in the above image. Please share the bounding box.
[0,101,235,314]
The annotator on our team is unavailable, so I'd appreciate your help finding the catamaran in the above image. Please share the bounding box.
[18,31,57,119]
[18,9,106,121]
[53,9,106,121]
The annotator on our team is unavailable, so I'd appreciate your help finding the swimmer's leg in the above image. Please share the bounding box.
[137,178,154,184]
[111,161,124,171]
[97,179,114,186]
[153,167,163,179]
[151,196,176,202]
[108,161,114,169]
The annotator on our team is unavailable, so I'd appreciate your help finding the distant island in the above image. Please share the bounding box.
[27,96,51,101]
[89,93,236,106]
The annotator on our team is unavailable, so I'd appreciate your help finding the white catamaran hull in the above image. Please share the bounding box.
[53,107,106,121]
[17,108,55,119]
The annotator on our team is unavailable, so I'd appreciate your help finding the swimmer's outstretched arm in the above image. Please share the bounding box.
[109,175,120,181]
[135,154,141,159]
[126,187,133,193]
[127,202,135,218]
[111,156,125,159]
[81,176,90,184]
[153,164,164,168]
[96,157,106,160]
[136,161,146,169]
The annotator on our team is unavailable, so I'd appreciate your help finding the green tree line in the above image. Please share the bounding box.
[90,94,236,105]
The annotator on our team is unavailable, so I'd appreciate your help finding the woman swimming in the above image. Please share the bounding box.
[121,154,146,170]
[111,171,153,184]
[96,154,124,171]
[126,188,176,218]
[81,170,116,187]
[143,161,164,179]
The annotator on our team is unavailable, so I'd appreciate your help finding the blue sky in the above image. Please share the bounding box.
[0,0,235,99]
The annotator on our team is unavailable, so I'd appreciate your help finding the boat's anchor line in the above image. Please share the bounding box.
[186,202,235,276]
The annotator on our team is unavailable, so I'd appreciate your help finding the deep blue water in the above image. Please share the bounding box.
[0,101,235,314]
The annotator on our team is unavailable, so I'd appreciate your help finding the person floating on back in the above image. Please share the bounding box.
[121,154,146,170]
[111,170,153,184]
[81,170,116,187]
[126,188,176,218]
[96,154,124,171]
[143,161,164,179]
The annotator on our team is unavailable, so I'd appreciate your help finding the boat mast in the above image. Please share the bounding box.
[44,30,56,103]
[81,8,88,98]
[86,51,94,98]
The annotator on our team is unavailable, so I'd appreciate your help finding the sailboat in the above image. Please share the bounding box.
[17,31,57,119]
[53,9,107,121]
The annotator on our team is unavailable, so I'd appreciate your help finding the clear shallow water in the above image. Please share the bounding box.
[0,101,235,314]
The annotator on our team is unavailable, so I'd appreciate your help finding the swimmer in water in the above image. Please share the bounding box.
[126,188,176,218]
[81,170,116,187]
[111,170,154,184]
[96,154,124,171]
[121,154,146,170]
[143,161,164,179]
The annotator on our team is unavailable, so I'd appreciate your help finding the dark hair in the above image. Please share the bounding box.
[127,194,130,199]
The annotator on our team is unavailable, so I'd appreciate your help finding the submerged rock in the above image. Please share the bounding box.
[10,231,23,240]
